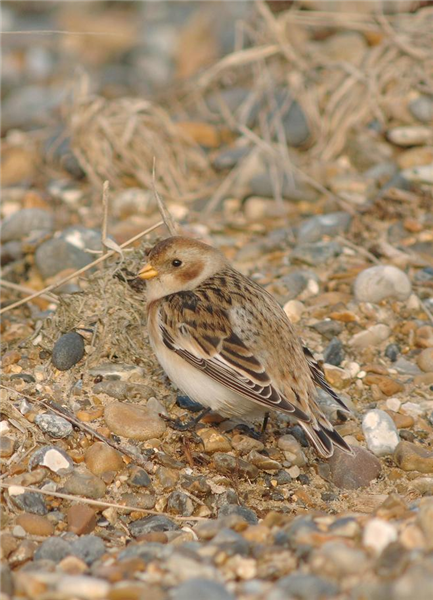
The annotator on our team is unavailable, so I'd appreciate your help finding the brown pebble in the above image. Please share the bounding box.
[417,348,433,372]
[414,372,433,386]
[67,504,97,535]
[104,402,166,440]
[363,374,404,396]
[57,555,88,575]
[76,407,104,422]
[322,446,382,490]
[385,410,415,430]
[198,428,232,453]
[16,514,54,537]
[85,442,124,476]
[0,436,16,458]
[1,350,21,367]
[242,525,272,544]
[415,326,433,348]
[394,441,433,473]
[0,532,18,558]
[136,531,168,543]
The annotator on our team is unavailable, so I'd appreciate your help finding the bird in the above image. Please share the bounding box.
[137,236,353,458]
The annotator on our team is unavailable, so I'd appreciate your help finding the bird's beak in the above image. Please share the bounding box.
[138,263,158,280]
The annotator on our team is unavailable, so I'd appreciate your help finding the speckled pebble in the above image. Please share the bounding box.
[8,488,48,515]
[35,413,73,438]
[354,265,412,303]
[52,332,85,371]
[29,446,74,474]
[167,491,194,517]
[199,428,232,453]
[64,468,106,499]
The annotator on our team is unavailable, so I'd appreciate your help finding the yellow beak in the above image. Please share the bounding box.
[138,263,158,280]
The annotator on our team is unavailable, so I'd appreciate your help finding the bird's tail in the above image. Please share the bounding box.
[299,419,354,458]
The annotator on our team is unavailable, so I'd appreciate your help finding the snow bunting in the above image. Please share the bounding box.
[138,236,352,457]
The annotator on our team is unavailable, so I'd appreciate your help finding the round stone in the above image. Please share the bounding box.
[29,446,74,474]
[172,579,235,600]
[0,208,54,242]
[417,348,433,372]
[34,413,73,439]
[34,537,72,563]
[325,446,382,490]
[104,402,166,440]
[52,332,85,371]
[84,442,123,476]
[354,265,412,303]
[64,468,106,499]
[16,514,54,537]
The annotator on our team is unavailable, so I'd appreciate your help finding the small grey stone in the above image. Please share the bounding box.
[0,564,14,597]
[297,212,351,243]
[393,358,421,375]
[385,343,400,362]
[273,573,339,600]
[323,337,344,366]
[1,208,54,242]
[52,332,85,371]
[409,95,433,123]
[70,535,105,566]
[34,537,72,563]
[129,515,179,537]
[415,267,433,283]
[35,238,92,279]
[311,320,343,340]
[211,528,250,556]
[128,466,153,488]
[291,242,342,265]
[9,490,48,515]
[2,85,65,130]
[363,409,400,457]
[218,504,258,525]
[171,578,235,600]
[64,468,106,499]
[1,240,24,264]
[35,413,73,438]
[248,171,316,202]
[119,542,172,562]
[213,146,251,171]
[281,270,319,300]
[167,491,194,517]
[213,453,258,479]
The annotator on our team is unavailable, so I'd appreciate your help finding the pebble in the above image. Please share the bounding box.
[363,518,398,555]
[199,429,232,453]
[385,343,400,362]
[64,468,106,499]
[8,487,48,515]
[128,466,153,488]
[155,467,179,491]
[35,413,73,438]
[387,126,433,147]
[34,537,72,563]
[248,450,281,471]
[362,409,400,456]
[29,445,74,474]
[56,575,110,599]
[417,348,433,372]
[84,442,124,477]
[409,95,433,123]
[394,441,433,474]
[283,299,304,323]
[52,332,85,371]
[213,453,259,479]
[291,241,342,265]
[280,270,320,300]
[402,164,433,185]
[323,337,344,367]
[311,320,343,340]
[0,208,54,242]
[16,514,54,537]
[219,504,258,525]
[35,238,93,280]
[231,434,264,455]
[89,363,145,382]
[0,564,14,597]
[310,541,369,579]
[271,93,311,147]
[104,402,166,440]
[354,265,412,303]
[278,435,307,467]
[67,505,97,535]
[0,436,16,458]
[167,491,194,517]
[129,515,179,538]
[70,535,106,566]
[272,572,339,600]
[350,324,391,350]
[171,578,235,600]
[321,446,381,490]
[297,212,352,243]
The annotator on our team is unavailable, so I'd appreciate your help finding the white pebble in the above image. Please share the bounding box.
[386,397,401,412]
[350,324,391,349]
[56,576,110,599]
[362,409,399,457]
[363,518,398,555]
[400,402,426,418]
[354,265,412,303]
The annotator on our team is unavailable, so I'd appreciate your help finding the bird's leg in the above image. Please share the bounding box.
[260,412,270,438]
[162,407,211,431]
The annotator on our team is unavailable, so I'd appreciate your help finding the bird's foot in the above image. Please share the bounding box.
[161,408,211,432]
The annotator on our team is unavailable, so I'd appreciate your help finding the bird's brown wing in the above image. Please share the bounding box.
[157,291,311,423]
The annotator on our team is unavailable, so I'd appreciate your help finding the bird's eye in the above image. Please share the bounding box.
[172,259,182,267]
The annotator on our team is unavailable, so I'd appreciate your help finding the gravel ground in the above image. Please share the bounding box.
[1,2,433,599]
